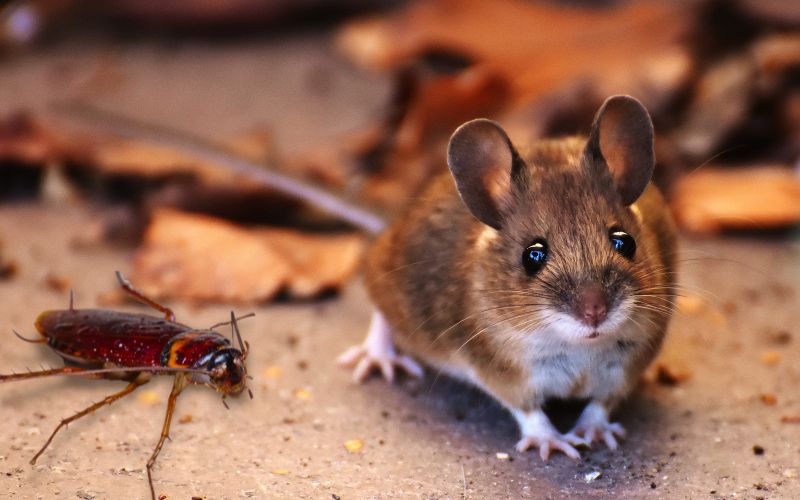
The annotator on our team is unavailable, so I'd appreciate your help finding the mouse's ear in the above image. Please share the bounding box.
[585,95,654,206]
[447,119,521,229]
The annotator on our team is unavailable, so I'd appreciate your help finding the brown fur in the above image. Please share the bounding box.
[364,134,677,413]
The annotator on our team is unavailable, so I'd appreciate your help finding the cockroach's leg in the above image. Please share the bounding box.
[30,374,149,465]
[147,373,187,500]
[115,271,176,322]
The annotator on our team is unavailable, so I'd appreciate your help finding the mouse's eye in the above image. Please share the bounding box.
[522,240,548,275]
[609,229,636,260]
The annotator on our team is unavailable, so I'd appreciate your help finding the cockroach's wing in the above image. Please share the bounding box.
[35,309,191,369]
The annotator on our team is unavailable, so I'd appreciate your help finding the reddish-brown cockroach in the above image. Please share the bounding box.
[1,271,253,499]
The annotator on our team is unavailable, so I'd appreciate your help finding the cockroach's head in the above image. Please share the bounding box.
[204,347,247,396]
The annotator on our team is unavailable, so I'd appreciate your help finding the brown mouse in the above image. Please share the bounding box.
[63,94,677,460]
[338,95,677,459]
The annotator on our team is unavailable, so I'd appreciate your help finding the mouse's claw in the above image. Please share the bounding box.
[337,311,423,383]
[338,345,423,383]
[512,408,582,461]
[516,434,581,461]
[567,401,625,450]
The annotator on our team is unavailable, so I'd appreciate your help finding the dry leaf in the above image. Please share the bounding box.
[132,209,364,302]
[672,167,800,234]
[337,0,689,104]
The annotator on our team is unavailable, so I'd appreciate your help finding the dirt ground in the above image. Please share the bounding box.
[1,30,799,500]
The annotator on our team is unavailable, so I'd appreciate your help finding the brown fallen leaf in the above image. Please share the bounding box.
[132,209,364,302]
[671,167,800,234]
[337,0,689,104]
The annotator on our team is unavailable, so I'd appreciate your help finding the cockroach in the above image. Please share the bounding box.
[1,271,253,499]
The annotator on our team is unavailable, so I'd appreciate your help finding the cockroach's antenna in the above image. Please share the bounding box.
[207,313,255,330]
[69,289,74,311]
[230,311,247,356]
[12,330,46,344]
[247,388,253,400]
[222,395,230,410]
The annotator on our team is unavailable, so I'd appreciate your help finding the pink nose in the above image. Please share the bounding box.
[577,285,608,327]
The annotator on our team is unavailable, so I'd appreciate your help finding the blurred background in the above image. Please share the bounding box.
[0,0,799,498]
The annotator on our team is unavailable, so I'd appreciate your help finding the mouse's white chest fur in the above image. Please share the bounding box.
[523,332,629,402]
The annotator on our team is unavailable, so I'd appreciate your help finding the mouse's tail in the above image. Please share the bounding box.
[51,100,387,235]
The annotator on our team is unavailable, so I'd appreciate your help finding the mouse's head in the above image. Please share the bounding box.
[447,95,663,344]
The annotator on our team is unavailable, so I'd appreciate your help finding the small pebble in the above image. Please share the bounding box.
[583,471,602,483]
[344,439,363,453]
[760,351,781,366]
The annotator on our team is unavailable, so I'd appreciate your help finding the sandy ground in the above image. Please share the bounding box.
[1,28,800,500]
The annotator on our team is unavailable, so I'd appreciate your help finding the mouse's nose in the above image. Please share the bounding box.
[576,285,608,327]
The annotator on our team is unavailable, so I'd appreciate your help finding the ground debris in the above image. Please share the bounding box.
[0,242,17,281]
[759,394,777,406]
[344,439,363,453]
[655,364,692,386]
[760,351,781,366]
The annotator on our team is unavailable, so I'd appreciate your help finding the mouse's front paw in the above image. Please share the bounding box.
[337,344,423,383]
[512,408,582,460]
[565,421,625,450]
[338,310,423,383]
[516,433,581,461]
[566,401,625,450]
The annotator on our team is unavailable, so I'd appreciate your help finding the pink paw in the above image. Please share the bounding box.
[337,345,423,383]
[566,421,625,450]
[337,311,424,383]
[516,433,581,461]
[566,401,625,450]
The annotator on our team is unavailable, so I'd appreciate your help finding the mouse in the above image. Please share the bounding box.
[337,95,678,459]
[62,94,677,460]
